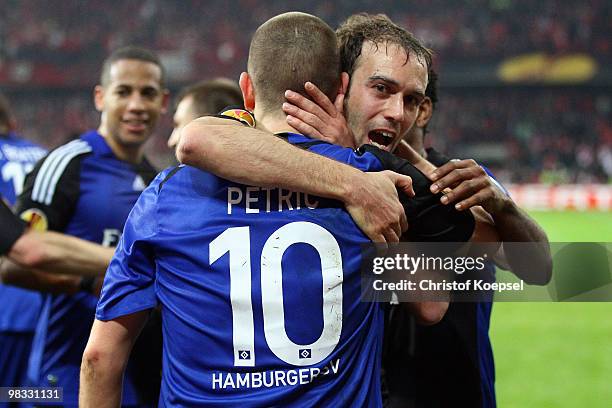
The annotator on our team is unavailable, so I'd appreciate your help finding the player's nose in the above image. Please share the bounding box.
[127,93,146,112]
[383,94,404,123]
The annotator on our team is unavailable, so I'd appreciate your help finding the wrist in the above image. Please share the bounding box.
[491,196,518,220]
[335,166,364,206]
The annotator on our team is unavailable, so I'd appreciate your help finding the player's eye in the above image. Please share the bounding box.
[115,88,130,97]
[374,84,387,93]
[142,88,159,99]
[405,94,424,109]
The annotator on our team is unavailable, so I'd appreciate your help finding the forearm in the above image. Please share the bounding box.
[80,352,124,408]
[395,140,435,174]
[178,117,415,243]
[0,258,80,294]
[493,201,552,284]
[80,314,149,408]
[178,117,362,201]
[9,230,114,277]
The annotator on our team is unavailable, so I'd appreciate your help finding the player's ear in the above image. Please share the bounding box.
[94,85,105,112]
[416,97,433,128]
[160,89,170,115]
[339,72,350,95]
[239,72,255,111]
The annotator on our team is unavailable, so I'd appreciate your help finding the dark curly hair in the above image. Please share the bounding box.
[336,13,432,78]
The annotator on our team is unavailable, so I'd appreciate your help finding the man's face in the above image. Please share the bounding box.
[168,95,198,148]
[95,59,167,150]
[344,41,428,152]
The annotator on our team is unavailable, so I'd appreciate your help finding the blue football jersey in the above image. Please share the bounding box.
[0,132,46,391]
[0,132,46,206]
[97,133,475,407]
[15,130,157,405]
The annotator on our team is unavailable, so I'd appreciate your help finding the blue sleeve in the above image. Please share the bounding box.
[481,165,510,196]
[96,175,163,321]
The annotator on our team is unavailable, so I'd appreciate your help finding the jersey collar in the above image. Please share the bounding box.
[275,132,318,144]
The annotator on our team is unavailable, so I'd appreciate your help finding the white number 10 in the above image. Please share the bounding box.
[210,221,343,367]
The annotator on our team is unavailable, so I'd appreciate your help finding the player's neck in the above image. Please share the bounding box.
[98,126,144,164]
[254,110,299,135]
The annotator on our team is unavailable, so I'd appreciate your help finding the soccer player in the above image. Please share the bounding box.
[81,12,476,407]
[384,68,502,407]
[4,46,168,406]
[168,78,242,148]
[276,16,551,407]
[384,67,551,407]
[278,14,550,283]
[0,91,46,394]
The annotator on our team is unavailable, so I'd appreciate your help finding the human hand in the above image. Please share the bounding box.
[283,82,356,148]
[345,170,413,243]
[429,159,511,214]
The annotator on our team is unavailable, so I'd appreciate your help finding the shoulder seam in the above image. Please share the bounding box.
[31,140,92,205]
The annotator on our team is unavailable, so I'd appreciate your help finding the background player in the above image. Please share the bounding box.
[2,46,168,406]
[2,78,242,279]
[0,91,46,398]
[168,78,242,149]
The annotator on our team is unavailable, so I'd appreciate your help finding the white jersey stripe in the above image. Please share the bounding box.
[31,140,92,205]
[31,144,75,202]
[32,140,87,202]
[42,145,92,205]
[32,140,89,203]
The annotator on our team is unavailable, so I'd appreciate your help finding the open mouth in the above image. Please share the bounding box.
[368,130,395,151]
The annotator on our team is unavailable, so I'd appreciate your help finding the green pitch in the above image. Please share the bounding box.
[492,211,612,407]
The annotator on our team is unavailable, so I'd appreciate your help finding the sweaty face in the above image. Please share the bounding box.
[96,59,166,152]
[345,41,428,152]
[168,95,199,148]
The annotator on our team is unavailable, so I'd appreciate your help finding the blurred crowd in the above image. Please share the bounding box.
[1,0,610,183]
[1,0,609,84]
[432,88,612,184]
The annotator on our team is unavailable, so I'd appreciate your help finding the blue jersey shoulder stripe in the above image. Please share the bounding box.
[31,140,92,205]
